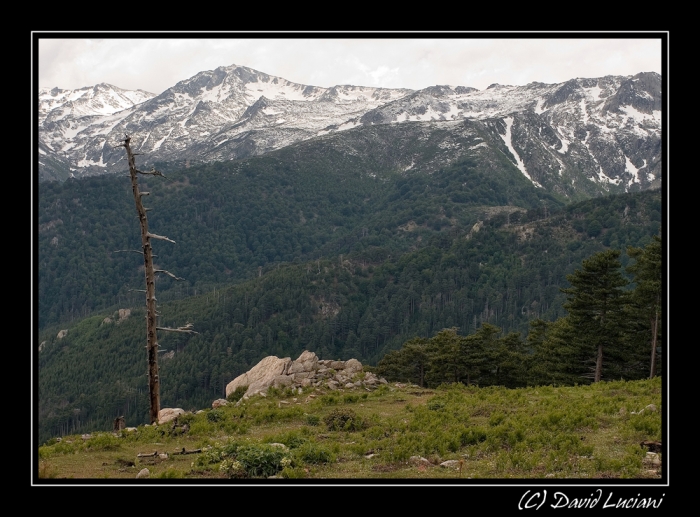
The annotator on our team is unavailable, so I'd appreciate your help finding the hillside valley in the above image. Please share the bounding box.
[36,65,665,449]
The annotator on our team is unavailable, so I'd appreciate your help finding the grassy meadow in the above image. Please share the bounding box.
[37,377,662,481]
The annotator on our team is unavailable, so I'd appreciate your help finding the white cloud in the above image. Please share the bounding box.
[37,35,663,94]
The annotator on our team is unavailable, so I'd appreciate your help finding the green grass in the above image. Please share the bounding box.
[36,377,662,480]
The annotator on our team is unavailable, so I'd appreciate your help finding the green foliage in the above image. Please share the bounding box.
[227,386,247,403]
[232,444,293,478]
[304,414,321,426]
[324,408,365,432]
[561,250,631,382]
[37,377,662,479]
[38,171,661,441]
[83,433,122,451]
[158,468,185,479]
[626,235,663,378]
[206,409,225,422]
[295,443,335,464]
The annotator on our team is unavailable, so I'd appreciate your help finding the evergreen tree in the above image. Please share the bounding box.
[375,337,429,387]
[561,250,629,382]
[527,317,582,386]
[626,235,663,378]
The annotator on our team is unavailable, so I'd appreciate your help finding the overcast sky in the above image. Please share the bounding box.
[36,34,664,95]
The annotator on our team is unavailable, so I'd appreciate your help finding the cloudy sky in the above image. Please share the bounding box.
[36,34,664,95]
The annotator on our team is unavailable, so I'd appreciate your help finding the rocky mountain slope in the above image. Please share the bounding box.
[38,64,661,198]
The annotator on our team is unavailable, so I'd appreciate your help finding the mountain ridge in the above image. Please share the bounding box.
[38,64,661,198]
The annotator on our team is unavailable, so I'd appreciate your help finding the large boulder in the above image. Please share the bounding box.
[288,350,319,374]
[219,351,388,406]
[158,407,185,424]
[225,356,292,398]
[344,358,363,375]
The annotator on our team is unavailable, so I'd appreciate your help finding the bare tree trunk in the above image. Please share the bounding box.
[123,137,160,424]
[650,305,659,379]
[594,343,603,383]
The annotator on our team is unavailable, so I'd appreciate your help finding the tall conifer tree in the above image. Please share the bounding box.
[561,250,628,382]
[627,235,663,378]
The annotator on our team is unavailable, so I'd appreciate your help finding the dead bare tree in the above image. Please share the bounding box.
[118,134,197,424]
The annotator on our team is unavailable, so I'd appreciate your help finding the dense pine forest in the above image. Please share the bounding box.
[37,157,662,444]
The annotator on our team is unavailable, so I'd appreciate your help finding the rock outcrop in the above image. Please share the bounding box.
[158,407,185,424]
[225,351,387,402]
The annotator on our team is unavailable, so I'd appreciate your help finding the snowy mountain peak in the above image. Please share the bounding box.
[37,65,661,197]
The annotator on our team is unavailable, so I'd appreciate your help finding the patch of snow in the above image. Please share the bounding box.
[275,119,286,125]
[620,105,659,124]
[596,166,621,185]
[336,120,359,132]
[440,104,463,120]
[39,147,46,155]
[469,142,488,150]
[262,107,283,116]
[534,98,546,114]
[586,85,603,101]
[557,134,570,154]
[625,155,640,187]
[151,128,173,151]
[139,132,151,150]
[580,99,589,125]
[200,82,232,103]
[77,152,105,168]
[244,80,322,102]
[499,116,542,188]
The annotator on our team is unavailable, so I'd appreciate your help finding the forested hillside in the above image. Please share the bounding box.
[38,184,661,444]
[38,121,563,330]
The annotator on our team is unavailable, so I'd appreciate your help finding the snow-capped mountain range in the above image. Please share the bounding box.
[38,64,661,197]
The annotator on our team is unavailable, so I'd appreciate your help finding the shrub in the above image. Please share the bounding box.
[84,433,121,451]
[296,443,335,464]
[227,385,247,403]
[305,414,320,426]
[321,394,339,405]
[207,409,225,422]
[234,444,293,478]
[158,468,184,479]
[265,430,307,449]
[324,408,365,432]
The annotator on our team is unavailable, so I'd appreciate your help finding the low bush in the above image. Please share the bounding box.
[324,408,365,432]
[227,386,247,403]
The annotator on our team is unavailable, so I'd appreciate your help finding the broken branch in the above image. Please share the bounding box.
[156,322,198,334]
[136,167,168,179]
[147,232,176,244]
[155,269,185,281]
[114,249,146,255]
[172,448,201,455]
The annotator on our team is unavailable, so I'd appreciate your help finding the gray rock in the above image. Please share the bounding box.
[288,350,319,374]
[225,356,292,398]
[344,359,363,375]
[136,468,150,479]
[409,456,432,466]
[158,408,185,424]
[274,374,293,387]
